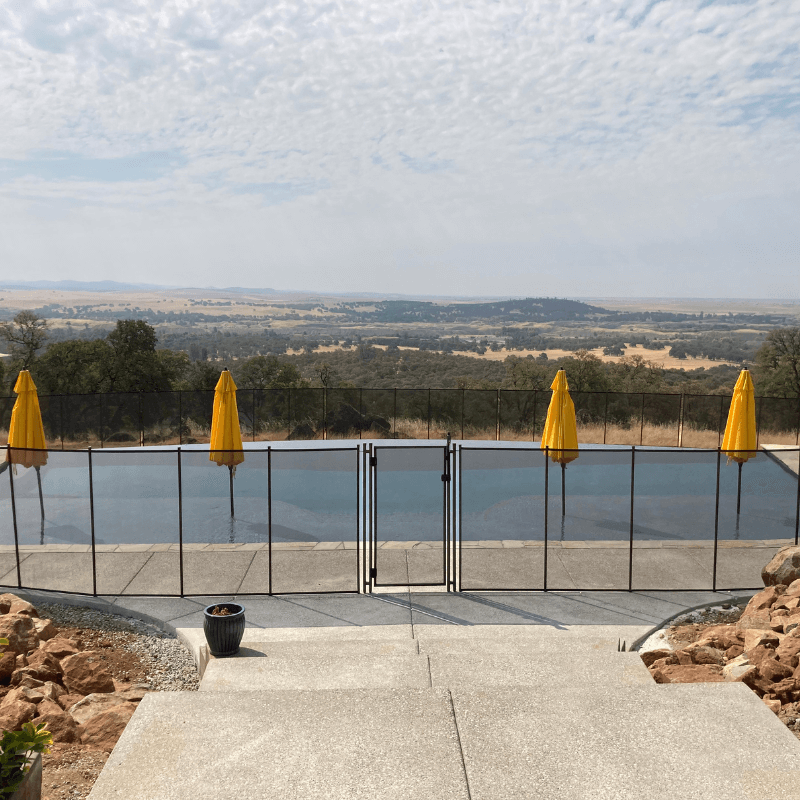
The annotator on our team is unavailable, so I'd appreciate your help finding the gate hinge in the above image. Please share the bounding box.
[369,456,377,467]
[441,473,451,482]
[369,567,377,579]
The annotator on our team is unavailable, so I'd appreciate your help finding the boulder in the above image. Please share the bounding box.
[744,645,778,668]
[775,637,800,669]
[0,698,37,729]
[725,645,744,660]
[758,656,794,683]
[8,600,38,618]
[117,685,150,703]
[34,705,81,744]
[61,651,115,695]
[39,681,65,704]
[69,693,134,726]
[696,626,744,651]
[640,648,673,667]
[42,638,79,660]
[11,661,60,686]
[785,579,800,598]
[0,593,24,614]
[683,643,725,666]
[0,614,39,655]
[771,678,800,704]
[763,547,800,587]
[723,662,756,682]
[57,693,86,712]
[774,596,800,611]
[650,665,724,684]
[80,704,136,752]
[0,652,16,683]
[26,649,61,676]
[741,668,774,696]
[744,630,780,652]
[33,618,57,641]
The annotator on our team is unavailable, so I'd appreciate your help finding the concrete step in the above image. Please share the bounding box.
[200,653,432,691]
[88,683,800,800]
[199,650,652,692]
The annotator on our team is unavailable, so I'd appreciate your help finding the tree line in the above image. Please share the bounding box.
[1,313,799,399]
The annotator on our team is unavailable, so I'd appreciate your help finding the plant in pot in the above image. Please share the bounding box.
[0,638,53,800]
[203,603,246,657]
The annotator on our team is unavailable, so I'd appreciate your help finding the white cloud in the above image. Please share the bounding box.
[0,0,798,296]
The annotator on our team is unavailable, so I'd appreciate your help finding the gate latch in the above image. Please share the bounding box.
[441,473,450,482]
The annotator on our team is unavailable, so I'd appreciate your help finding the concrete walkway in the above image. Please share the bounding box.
[14,585,800,799]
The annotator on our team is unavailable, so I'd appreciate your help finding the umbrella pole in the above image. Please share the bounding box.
[736,462,742,516]
[36,466,45,521]
[561,463,566,517]
[229,465,235,518]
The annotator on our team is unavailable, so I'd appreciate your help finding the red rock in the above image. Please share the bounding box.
[41,638,79,660]
[744,630,780,652]
[696,626,744,650]
[745,645,777,668]
[786,579,800,597]
[34,705,81,744]
[33,618,56,641]
[27,649,61,675]
[759,656,794,683]
[763,546,800,587]
[39,681,65,704]
[741,668,774,696]
[117,686,148,703]
[675,650,694,666]
[8,600,38,618]
[80,704,135,752]
[770,678,800,703]
[60,652,115,695]
[57,693,86,712]
[0,652,15,684]
[649,657,677,670]
[650,664,724,683]
[725,645,744,659]
[683,644,725,665]
[11,661,60,686]
[69,693,135,725]
[774,596,800,611]
[640,649,673,667]
[0,614,39,655]
[747,586,787,612]
[0,593,24,614]
[0,698,37,729]
[775,637,800,669]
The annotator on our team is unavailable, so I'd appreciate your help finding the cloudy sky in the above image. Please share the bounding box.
[0,0,798,298]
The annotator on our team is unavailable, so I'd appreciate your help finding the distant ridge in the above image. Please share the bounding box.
[0,280,173,292]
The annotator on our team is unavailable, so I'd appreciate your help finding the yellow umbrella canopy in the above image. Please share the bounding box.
[7,370,48,469]
[541,369,579,465]
[209,370,245,468]
[721,369,757,464]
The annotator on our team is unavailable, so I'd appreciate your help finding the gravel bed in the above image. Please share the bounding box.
[36,603,200,692]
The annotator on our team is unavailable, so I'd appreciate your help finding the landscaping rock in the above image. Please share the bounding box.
[683,643,725,665]
[763,546,800,587]
[34,704,81,744]
[9,599,39,618]
[763,696,782,714]
[33,617,57,640]
[758,656,794,684]
[69,693,135,726]
[639,648,673,667]
[0,593,20,614]
[57,692,86,712]
[0,614,39,655]
[61,652,116,695]
[0,651,16,683]
[723,662,756,682]
[42,637,79,660]
[0,698,37,729]
[80,704,136,752]
[651,664,724,683]
[27,649,62,676]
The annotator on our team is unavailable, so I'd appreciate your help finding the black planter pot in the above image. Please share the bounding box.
[203,603,245,657]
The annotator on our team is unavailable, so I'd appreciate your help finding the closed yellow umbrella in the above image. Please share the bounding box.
[8,371,48,469]
[541,369,579,516]
[721,368,757,514]
[6,370,48,530]
[209,369,244,517]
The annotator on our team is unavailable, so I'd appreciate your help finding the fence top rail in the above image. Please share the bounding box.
[2,443,361,455]
[2,387,800,402]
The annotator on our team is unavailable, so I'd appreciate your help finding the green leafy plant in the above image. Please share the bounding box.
[0,721,52,797]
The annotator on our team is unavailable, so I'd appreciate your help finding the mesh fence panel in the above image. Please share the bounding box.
[757,397,800,446]
[326,388,366,439]
[253,389,291,440]
[374,446,445,585]
[682,395,725,448]
[642,394,682,447]
[360,389,395,439]
[463,390,498,440]
[394,389,431,439]
[631,449,716,590]
[269,448,359,593]
[288,388,324,439]
[498,390,540,442]
[571,392,610,444]
[99,393,142,446]
[429,390,462,439]
[459,447,545,590]
[545,448,633,590]
[178,391,214,444]
[11,451,95,594]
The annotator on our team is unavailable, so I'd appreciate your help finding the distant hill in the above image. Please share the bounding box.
[0,280,172,292]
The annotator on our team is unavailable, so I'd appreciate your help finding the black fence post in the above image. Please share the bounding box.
[532,390,538,443]
[59,395,65,451]
[496,389,500,442]
[7,445,22,589]
[628,445,635,592]
[713,448,721,591]
[138,393,144,447]
[603,393,609,445]
[178,447,184,597]
[461,388,465,440]
[393,388,397,439]
[268,446,272,595]
[544,446,549,592]
[323,388,327,441]
[427,389,431,440]
[677,394,685,448]
[179,391,183,445]
[252,389,256,442]
[88,447,97,597]
[718,395,724,448]
[287,388,292,439]
[100,394,105,448]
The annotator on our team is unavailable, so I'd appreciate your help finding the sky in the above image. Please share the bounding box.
[0,0,798,299]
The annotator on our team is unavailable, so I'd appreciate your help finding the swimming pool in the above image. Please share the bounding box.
[1,441,797,548]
